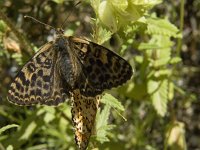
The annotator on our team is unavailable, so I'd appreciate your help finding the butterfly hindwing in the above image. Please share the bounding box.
[68,37,133,96]
[7,42,69,105]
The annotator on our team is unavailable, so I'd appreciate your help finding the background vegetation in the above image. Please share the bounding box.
[0,0,199,149]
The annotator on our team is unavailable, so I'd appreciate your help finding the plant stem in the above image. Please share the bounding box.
[176,0,185,55]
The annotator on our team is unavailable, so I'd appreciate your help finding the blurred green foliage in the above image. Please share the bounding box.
[0,0,200,150]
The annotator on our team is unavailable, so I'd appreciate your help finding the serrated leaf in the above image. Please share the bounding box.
[147,35,173,67]
[96,105,111,130]
[0,124,19,135]
[97,27,112,44]
[101,93,125,111]
[147,79,159,94]
[150,79,168,116]
[96,124,115,143]
[153,49,171,66]
[96,105,115,143]
[146,17,180,38]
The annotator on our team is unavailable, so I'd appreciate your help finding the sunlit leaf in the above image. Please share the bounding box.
[101,93,125,111]
[0,124,19,135]
[165,121,187,150]
[146,17,181,38]
[150,79,168,116]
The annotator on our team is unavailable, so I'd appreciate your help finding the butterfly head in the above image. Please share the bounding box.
[56,28,64,35]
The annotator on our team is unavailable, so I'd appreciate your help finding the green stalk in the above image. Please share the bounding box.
[176,0,185,55]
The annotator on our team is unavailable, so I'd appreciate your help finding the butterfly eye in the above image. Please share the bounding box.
[56,28,64,34]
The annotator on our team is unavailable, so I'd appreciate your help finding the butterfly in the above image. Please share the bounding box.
[7,28,132,105]
[7,27,132,149]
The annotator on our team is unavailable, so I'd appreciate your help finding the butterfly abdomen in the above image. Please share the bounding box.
[71,90,100,150]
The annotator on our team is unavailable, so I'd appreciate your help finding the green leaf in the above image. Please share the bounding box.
[154,69,172,78]
[111,0,128,13]
[101,93,125,111]
[2,109,46,148]
[165,121,187,150]
[0,20,7,32]
[96,105,111,130]
[51,0,64,4]
[146,17,181,38]
[96,105,115,143]
[153,56,171,67]
[169,57,182,64]
[6,145,13,150]
[134,55,143,63]
[19,121,37,140]
[130,0,162,7]
[96,0,162,32]
[43,106,56,123]
[168,81,174,101]
[147,79,159,94]
[90,0,100,15]
[98,1,118,32]
[93,25,112,44]
[0,124,19,135]
[138,42,161,50]
[11,53,23,65]
[146,35,174,67]
[150,79,168,116]
[96,124,115,143]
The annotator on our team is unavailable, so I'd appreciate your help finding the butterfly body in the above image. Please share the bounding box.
[55,36,80,91]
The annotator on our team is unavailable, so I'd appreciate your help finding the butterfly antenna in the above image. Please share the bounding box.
[24,15,55,30]
[60,1,81,29]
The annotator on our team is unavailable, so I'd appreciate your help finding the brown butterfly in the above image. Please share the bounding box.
[7,17,132,149]
[7,27,132,105]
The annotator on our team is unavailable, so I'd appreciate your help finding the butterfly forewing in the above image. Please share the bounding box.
[68,37,133,96]
[8,42,69,105]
